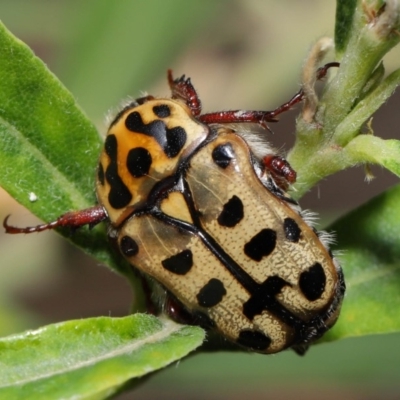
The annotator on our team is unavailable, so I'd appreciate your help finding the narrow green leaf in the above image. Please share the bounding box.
[334,68,400,146]
[343,135,400,177]
[0,21,99,209]
[324,184,400,341]
[335,0,357,54]
[0,21,131,275]
[0,314,205,400]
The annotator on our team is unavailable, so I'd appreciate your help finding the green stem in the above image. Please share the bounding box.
[288,0,400,199]
[323,1,400,135]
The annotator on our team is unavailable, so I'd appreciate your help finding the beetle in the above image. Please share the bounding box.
[4,63,344,354]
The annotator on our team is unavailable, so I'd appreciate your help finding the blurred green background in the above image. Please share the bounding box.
[0,1,399,399]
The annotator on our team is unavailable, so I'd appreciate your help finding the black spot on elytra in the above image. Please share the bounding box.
[237,329,272,351]
[244,229,276,261]
[162,249,193,275]
[299,263,326,301]
[125,111,187,158]
[212,143,234,168]
[283,217,301,242]
[105,133,117,158]
[243,275,291,320]
[217,195,244,227]
[153,104,171,118]
[127,147,152,178]
[104,135,132,209]
[120,236,139,257]
[98,162,105,185]
[197,278,227,308]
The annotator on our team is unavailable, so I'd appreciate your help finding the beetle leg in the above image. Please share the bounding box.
[262,154,297,191]
[198,62,339,129]
[4,205,107,234]
[168,70,202,116]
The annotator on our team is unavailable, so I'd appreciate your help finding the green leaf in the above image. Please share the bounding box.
[335,0,357,54]
[335,67,400,147]
[324,184,400,341]
[343,135,400,177]
[0,314,205,400]
[0,21,99,208]
[0,21,131,276]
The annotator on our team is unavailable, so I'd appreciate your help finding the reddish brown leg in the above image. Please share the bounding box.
[261,62,339,189]
[198,97,302,130]
[263,155,297,191]
[4,205,107,234]
[168,70,202,116]
[164,292,196,325]
[198,62,340,129]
